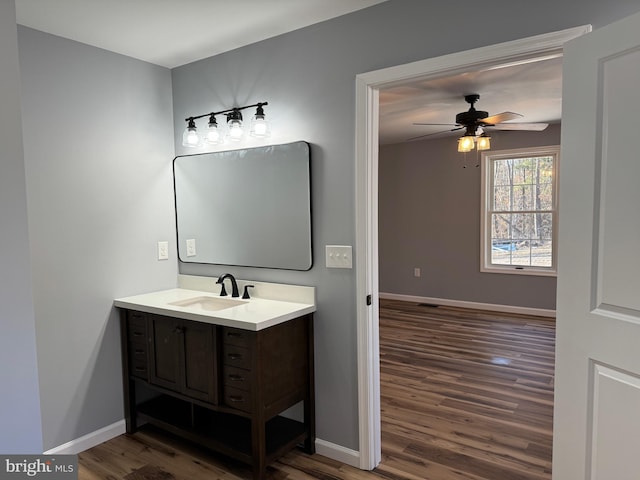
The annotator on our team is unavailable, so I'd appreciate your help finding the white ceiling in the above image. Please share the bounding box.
[15,0,388,68]
[14,1,562,145]
[379,56,563,145]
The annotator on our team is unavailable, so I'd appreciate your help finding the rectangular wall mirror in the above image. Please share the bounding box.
[173,141,312,270]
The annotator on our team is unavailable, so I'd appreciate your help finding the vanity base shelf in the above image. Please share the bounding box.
[137,395,309,465]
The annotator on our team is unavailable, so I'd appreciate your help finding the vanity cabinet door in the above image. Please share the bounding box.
[148,315,218,404]
[183,320,217,403]
[149,315,182,392]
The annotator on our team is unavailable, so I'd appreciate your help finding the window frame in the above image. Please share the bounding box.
[480,145,560,277]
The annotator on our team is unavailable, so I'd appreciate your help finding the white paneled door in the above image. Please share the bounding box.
[554,10,640,480]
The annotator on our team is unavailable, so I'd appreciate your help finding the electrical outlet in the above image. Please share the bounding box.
[157,241,169,260]
[186,238,196,257]
[414,267,421,277]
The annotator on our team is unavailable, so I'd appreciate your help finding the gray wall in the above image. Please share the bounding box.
[0,1,43,453]
[379,125,561,310]
[17,27,177,450]
[171,0,640,451]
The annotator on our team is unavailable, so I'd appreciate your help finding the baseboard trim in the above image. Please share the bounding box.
[43,420,126,454]
[380,292,556,318]
[44,425,362,470]
[315,438,360,468]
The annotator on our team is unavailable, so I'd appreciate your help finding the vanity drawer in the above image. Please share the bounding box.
[127,313,147,341]
[130,359,148,379]
[223,365,253,392]
[222,344,252,370]
[126,312,148,379]
[128,342,148,379]
[222,327,253,348]
[223,385,252,413]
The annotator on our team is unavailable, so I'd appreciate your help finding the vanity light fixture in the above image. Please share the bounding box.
[182,102,270,147]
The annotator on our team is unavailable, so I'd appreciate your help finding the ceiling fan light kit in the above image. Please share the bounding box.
[412,93,548,151]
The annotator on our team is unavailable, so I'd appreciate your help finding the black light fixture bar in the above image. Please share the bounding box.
[184,102,268,123]
[182,101,270,146]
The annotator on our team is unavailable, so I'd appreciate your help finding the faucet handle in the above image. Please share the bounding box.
[242,285,255,299]
[216,277,228,296]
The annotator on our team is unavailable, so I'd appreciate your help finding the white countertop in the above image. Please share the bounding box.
[114,287,316,331]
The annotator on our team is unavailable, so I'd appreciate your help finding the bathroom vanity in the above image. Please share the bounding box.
[115,278,316,480]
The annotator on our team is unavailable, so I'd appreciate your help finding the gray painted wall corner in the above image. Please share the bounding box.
[0,0,43,453]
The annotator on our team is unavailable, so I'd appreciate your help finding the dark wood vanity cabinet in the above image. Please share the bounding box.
[119,309,315,480]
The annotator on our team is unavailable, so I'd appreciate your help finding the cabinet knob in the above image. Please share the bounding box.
[228,395,245,403]
[227,353,243,360]
[228,374,245,381]
[172,326,185,334]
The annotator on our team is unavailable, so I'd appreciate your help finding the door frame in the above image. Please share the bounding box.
[354,24,592,470]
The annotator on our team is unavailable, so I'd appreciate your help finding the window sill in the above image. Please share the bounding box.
[481,265,557,277]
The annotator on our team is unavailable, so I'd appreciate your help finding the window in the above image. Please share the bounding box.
[480,146,559,276]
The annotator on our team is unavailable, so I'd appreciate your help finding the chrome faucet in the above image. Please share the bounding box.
[216,273,239,298]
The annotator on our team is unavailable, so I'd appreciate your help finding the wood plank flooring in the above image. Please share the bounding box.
[377,300,555,480]
[79,300,555,480]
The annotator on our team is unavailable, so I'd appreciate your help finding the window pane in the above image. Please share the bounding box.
[538,157,554,184]
[531,241,553,267]
[511,242,532,266]
[491,214,514,265]
[491,214,511,240]
[538,183,553,210]
[512,184,534,211]
[512,213,534,240]
[537,212,553,240]
[493,160,513,187]
[493,186,511,211]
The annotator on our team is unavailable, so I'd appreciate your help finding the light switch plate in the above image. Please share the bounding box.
[157,241,169,260]
[326,245,353,269]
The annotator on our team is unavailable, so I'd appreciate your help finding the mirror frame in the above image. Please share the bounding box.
[173,141,313,270]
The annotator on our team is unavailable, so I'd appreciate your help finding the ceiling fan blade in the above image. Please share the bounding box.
[406,127,463,142]
[480,111,523,125]
[412,123,458,126]
[490,122,549,131]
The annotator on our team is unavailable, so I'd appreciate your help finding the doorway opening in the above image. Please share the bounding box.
[354,25,591,470]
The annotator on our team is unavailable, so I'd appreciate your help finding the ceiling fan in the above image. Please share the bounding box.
[409,93,549,142]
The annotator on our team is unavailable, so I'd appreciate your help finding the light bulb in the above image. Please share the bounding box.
[226,109,244,141]
[251,119,268,137]
[182,118,201,147]
[249,104,271,138]
[477,135,491,151]
[228,120,243,141]
[205,116,223,145]
[458,136,474,153]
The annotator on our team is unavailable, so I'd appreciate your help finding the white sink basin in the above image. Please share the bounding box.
[168,295,246,312]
